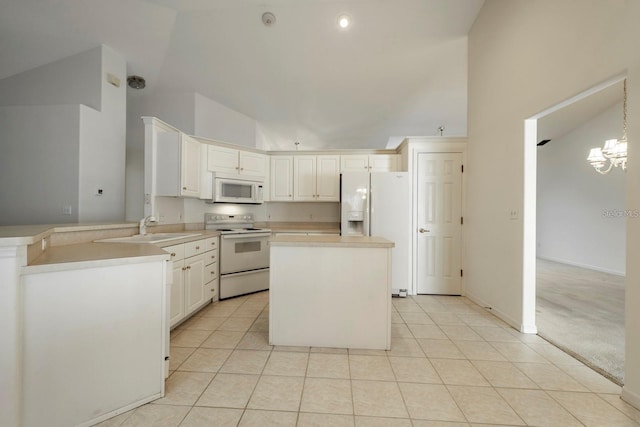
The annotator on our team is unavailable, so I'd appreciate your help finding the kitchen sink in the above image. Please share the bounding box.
[95,233,202,244]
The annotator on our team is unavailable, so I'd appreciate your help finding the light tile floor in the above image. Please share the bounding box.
[98,292,640,427]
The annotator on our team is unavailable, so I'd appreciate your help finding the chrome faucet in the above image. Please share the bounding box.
[139,216,157,236]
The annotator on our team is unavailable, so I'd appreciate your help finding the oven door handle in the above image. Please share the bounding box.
[222,233,272,240]
[222,268,270,278]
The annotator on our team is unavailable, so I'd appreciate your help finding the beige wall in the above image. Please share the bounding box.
[467,0,640,405]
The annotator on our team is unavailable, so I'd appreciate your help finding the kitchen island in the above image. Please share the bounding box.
[269,234,394,350]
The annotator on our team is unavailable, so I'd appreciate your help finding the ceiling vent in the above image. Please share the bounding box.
[127,75,146,89]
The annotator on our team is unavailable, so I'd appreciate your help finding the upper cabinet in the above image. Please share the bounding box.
[340,154,399,172]
[207,145,266,178]
[155,132,201,198]
[293,155,340,202]
[270,156,294,201]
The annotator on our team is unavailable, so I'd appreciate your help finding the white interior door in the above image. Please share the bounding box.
[417,153,462,294]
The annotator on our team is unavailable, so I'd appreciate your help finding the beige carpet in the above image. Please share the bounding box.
[536,258,625,384]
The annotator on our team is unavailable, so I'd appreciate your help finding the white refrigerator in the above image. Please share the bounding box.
[341,172,411,296]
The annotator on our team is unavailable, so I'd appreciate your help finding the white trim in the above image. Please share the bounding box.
[465,291,537,333]
[622,387,640,411]
[408,138,467,297]
[522,119,538,336]
[537,256,625,277]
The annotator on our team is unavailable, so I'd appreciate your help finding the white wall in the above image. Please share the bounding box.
[0,105,80,225]
[78,46,127,222]
[0,47,101,110]
[537,102,626,275]
[624,0,640,409]
[0,45,127,225]
[194,93,258,148]
[467,0,640,406]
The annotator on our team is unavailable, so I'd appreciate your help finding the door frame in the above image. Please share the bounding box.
[523,73,627,334]
[399,137,467,296]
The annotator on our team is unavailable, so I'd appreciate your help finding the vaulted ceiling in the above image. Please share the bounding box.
[0,0,485,149]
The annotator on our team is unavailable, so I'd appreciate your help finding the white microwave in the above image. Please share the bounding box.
[209,175,264,204]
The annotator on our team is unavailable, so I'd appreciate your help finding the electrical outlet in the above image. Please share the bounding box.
[509,210,519,220]
[63,205,72,215]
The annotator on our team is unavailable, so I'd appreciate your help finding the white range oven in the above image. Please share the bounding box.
[205,213,270,299]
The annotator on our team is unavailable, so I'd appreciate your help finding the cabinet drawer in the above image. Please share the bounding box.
[164,243,185,261]
[204,262,218,282]
[205,237,218,250]
[185,239,206,258]
[205,251,218,265]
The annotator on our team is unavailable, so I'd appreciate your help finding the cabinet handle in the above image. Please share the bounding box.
[235,167,239,170]
[240,168,244,171]
[170,252,176,257]
[181,267,187,271]
[195,246,200,250]
[182,186,187,190]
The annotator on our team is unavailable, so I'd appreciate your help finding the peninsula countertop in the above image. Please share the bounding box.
[269,234,394,248]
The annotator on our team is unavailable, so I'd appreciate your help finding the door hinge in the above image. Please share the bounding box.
[461,217,463,225]
[460,269,463,277]
[461,164,464,173]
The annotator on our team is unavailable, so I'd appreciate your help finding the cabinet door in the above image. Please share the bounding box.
[316,155,340,201]
[207,145,239,174]
[185,254,206,315]
[169,260,185,327]
[293,155,317,201]
[369,154,399,172]
[180,135,201,197]
[270,156,293,201]
[340,155,369,172]
[239,151,266,177]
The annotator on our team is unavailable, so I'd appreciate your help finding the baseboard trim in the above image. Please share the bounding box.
[537,256,625,277]
[465,292,535,333]
[622,387,640,411]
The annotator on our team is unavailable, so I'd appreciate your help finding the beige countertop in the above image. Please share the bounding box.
[25,242,171,274]
[270,234,394,248]
[0,222,138,246]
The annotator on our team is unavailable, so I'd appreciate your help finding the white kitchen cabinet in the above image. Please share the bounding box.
[155,132,202,198]
[270,155,294,201]
[207,145,266,178]
[293,155,340,201]
[184,254,206,314]
[340,154,399,172]
[166,236,219,328]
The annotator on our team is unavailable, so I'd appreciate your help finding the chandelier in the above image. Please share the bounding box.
[587,79,628,174]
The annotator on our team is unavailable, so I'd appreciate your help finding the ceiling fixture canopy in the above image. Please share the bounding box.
[127,75,146,89]
[587,79,628,174]
[262,12,276,27]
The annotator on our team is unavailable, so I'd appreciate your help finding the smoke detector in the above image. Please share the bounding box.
[127,75,146,89]
[262,12,276,26]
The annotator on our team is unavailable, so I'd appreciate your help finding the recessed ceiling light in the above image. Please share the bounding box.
[337,14,351,30]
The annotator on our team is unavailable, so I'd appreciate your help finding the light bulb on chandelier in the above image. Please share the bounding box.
[587,79,628,174]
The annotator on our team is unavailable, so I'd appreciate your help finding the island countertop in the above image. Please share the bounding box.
[269,234,394,248]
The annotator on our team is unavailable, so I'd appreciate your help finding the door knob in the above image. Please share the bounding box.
[419,228,430,233]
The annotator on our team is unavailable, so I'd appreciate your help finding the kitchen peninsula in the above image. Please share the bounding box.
[269,234,394,350]
[0,223,213,427]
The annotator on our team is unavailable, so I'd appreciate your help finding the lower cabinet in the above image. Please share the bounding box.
[165,236,219,329]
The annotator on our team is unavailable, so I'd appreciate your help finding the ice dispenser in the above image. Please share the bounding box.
[344,211,365,236]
